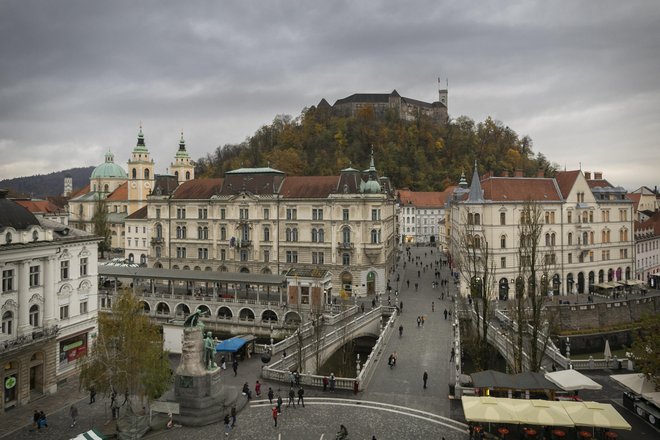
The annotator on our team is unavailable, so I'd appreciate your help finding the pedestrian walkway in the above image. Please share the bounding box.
[363,245,456,417]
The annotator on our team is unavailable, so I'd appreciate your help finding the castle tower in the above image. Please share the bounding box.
[63,174,73,197]
[169,131,195,185]
[127,125,155,213]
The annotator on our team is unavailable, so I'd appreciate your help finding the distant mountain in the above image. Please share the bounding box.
[0,167,94,198]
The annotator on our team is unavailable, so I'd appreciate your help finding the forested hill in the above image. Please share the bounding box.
[196,106,558,191]
[0,167,94,198]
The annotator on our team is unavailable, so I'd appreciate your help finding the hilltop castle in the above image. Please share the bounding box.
[317,86,448,123]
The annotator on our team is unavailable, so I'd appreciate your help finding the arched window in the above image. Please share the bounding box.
[286,228,292,242]
[467,213,474,225]
[220,226,227,240]
[342,227,351,244]
[545,233,550,246]
[474,235,481,249]
[292,228,298,242]
[2,311,13,335]
[582,232,588,245]
[568,232,573,245]
[29,305,39,327]
[140,254,147,264]
[371,229,378,244]
[132,168,137,179]
[264,227,270,242]
[318,228,324,242]
[104,184,109,192]
[156,223,162,238]
[185,171,191,180]
[144,169,150,179]
[128,253,134,262]
[174,171,179,180]
[32,230,39,242]
[501,235,506,249]
[176,226,182,239]
[197,226,203,239]
[474,213,481,225]
[551,233,556,246]
[311,228,318,242]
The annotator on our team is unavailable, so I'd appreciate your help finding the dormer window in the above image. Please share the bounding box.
[5,232,11,244]
[32,230,39,242]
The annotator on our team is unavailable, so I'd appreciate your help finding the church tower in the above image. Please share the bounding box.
[169,131,195,185]
[127,125,155,213]
[63,174,73,197]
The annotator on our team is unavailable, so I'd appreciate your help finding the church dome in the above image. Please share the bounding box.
[91,150,128,179]
[0,189,40,230]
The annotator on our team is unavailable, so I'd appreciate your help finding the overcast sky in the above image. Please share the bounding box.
[1,1,659,191]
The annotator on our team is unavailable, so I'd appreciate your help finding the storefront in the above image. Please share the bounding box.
[58,332,88,372]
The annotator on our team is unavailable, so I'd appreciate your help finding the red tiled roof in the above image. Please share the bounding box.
[398,190,447,208]
[586,179,614,189]
[14,199,64,214]
[638,210,660,235]
[280,176,339,199]
[69,184,90,198]
[555,170,580,199]
[627,193,642,209]
[481,177,562,202]
[106,182,128,201]
[173,178,223,199]
[125,205,148,220]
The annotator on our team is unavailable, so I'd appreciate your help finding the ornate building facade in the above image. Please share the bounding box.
[1,190,100,413]
[448,166,635,298]
[147,155,397,298]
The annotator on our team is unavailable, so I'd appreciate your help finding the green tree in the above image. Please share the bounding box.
[78,290,172,407]
[631,312,660,387]
[92,196,111,258]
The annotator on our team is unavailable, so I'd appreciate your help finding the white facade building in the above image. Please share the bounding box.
[1,190,100,413]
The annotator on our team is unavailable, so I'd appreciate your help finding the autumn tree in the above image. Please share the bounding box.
[92,195,111,258]
[78,290,172,408]
[631,312,660,387]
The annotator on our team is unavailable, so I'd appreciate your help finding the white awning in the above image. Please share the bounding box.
[610,373,656,394]
[545,370,603,391]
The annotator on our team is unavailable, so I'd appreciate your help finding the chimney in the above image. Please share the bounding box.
[594,171,603,180]
[584,171,591,180]
[514,169,523,178]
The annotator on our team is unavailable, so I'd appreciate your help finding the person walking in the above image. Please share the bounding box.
[287,387,296,407]
[232,358,238,376]
[450,347,455,361]
[223,413,231,436]
[220,355,227,370]
[399,301,403,312]
[255,380,261,397]
[432,301,435,312]
[417,316,421,327]
[268,387,274,404]
[423,371,428,389]
[444,308,448,320]
[272,406,279,427]
[69,404,78,427]
[297,386,305,407]
[329,373,336,391]
[399,324,403,337]
[33,410,40,430]
[276,394,283,414]
[323,376,329,391]
[230,406,237,428]
[421,315,425,326]
[89,385,96,404]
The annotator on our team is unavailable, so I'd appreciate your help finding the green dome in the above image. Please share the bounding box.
[91,150,128,179]
[362,178,381,193]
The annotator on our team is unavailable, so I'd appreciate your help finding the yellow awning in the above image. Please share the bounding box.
[560,401,631,430]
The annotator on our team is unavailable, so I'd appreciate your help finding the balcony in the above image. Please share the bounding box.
[0,325,59,355]
[238,240,252,248]
[363,243,382,263]
[337,242,355,251]
[151,237,164,246]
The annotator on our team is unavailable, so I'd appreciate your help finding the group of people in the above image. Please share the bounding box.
[387,352,398,368]
[32,409,48,431]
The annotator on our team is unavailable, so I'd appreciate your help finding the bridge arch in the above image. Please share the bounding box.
[156,302,170,315]
[217,306,233,319]
[261,309,278,323]
[284,311,301,326]
[197,304,211,317]
[238,307,255,321]
[139,301,150,313]
[175,303,191,318]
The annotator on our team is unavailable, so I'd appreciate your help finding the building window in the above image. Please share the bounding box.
[176,247,187,259]
[239,208,249,220]
[220,208,226,220]
[312,252,324,265]
[264,250,270,263]
[318,228,325,243]
[60,305,69,320]
[342,227,351,244]
[80,258,88,276]
[61,261,70,280]
[156,208,161,219]
[500,212,506,225]
[286,251,298,263]
[263,227,270,242]
[602,210,610,222]
[240,250,248,262]
[312,228,318,242]
[312,208,323,220]
[176,208,186,219]
[263,208,270,220]
[29,305,39,327]
[568,253,572,264]
[3,269,16,292]
[568,232,573,245]
[286,208,297,220]
[220,249,226,261]
[342,253,350,266]
[29,265,40,287]
[155,246,162,258]
[198,248,208,259]
[371,229,379,244]
[80,301,88,315]
[198,208,208,219]
[220,226,227,241]
[371,209,381,221]
[2,311,13,335]
[500,235,506,249]
[500,257,506,269]
[567,211,572,223]
[197,226,209,240]
[342,208,349,222]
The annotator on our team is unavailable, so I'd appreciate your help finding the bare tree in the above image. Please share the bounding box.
[512,200,557,372]
[455,208,496,370]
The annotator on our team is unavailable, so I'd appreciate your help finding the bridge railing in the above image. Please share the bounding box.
[356,308,397,390]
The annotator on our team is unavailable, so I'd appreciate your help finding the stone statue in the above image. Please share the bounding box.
[176,327,206,376]
[204,331,216,370]
[183,308,206,328]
